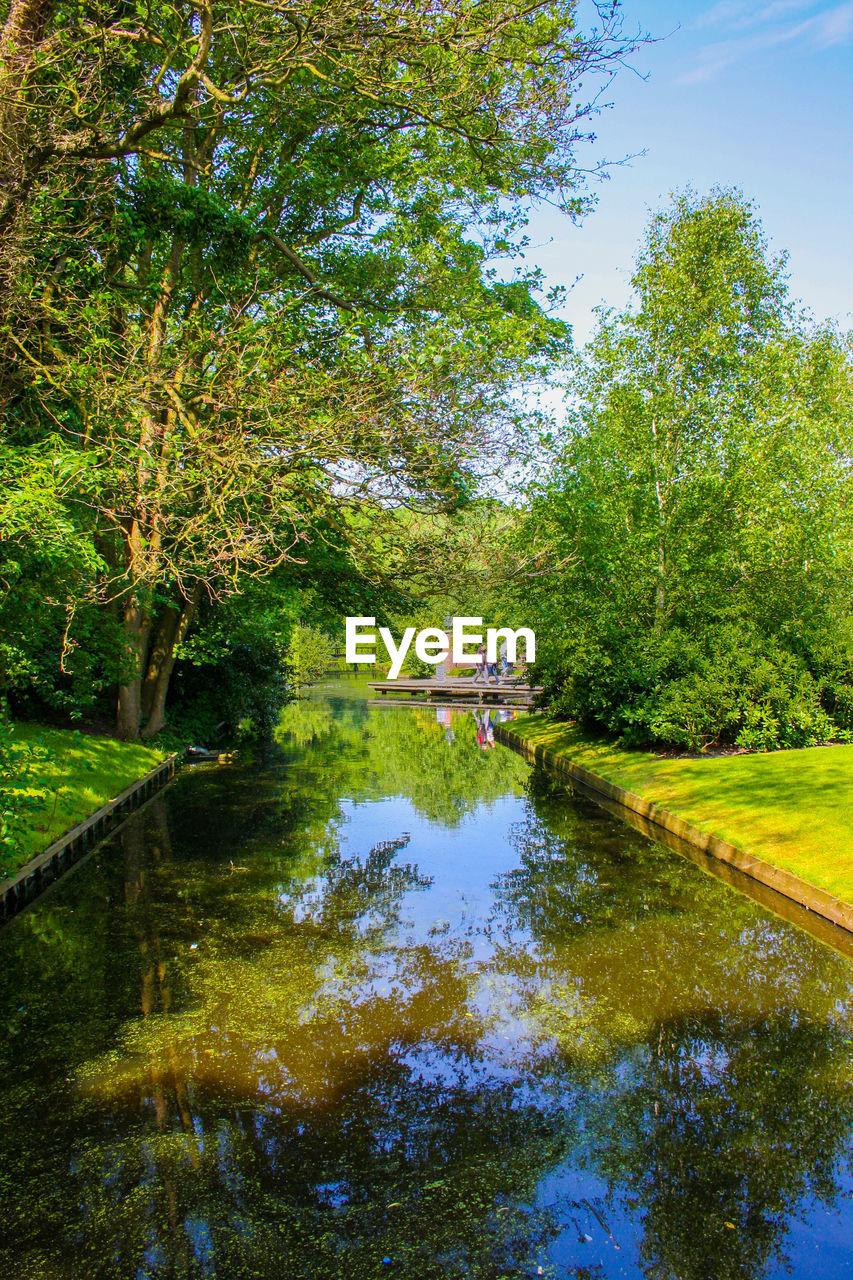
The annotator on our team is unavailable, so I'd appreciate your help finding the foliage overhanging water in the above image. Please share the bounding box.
[1,686,852,1279]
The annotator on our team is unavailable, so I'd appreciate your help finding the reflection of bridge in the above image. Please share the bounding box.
[369,679,541,708]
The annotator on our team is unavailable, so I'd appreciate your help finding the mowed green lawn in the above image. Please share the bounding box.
[4,724,168,872]
[509,715,853,904]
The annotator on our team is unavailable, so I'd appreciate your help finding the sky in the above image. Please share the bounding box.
[524,0,853,344]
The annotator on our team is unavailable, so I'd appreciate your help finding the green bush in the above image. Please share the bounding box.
[537,628,849,754]
[827,683,853,731]
[160,639,290,747]
[383,611,444,679]
[288,624,337,687]
[404,648,435,680]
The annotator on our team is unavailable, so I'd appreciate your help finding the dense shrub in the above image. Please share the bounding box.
[163,640,290,747]
[287,625,337,687]
[536,628,848,753]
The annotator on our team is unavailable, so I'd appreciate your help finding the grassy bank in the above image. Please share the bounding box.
[2,724,168,874]
[508,716,853,905]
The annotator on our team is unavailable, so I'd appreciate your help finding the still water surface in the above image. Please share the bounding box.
[1,688,852,1279]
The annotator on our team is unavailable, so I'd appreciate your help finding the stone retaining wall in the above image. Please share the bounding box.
[495,723,853,937]
[0,753,181,921]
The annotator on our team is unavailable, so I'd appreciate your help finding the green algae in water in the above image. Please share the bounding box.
[1,694,852,1280]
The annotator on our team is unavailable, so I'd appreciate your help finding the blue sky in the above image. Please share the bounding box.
[525,0,853,343]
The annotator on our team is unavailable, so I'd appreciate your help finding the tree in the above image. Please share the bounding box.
[519,189,853,750]
[2,0,642,737]
[0,443,118,715]
[0,0,632,262]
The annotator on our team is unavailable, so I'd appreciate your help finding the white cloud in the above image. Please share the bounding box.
[695,1,820,31]
[812,2,853,42]
[680,1,853,82]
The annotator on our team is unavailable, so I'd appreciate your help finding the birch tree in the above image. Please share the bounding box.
[521,190,853,749]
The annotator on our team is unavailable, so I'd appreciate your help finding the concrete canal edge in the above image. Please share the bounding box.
[0,751,182,922]
[495,722,853,938]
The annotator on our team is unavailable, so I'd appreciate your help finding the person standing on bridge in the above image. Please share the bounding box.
[499,638,513,681]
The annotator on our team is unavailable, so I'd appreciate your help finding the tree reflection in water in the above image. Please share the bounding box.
[0,695,851,1280]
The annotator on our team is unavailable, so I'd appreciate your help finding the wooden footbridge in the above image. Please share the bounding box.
[368,678,541,708]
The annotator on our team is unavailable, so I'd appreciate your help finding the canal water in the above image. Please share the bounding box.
[1,688,852,1280]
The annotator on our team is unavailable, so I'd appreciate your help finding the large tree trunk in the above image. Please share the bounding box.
[116,681,143,742]
[113,213,188,739]
[0,0,54,58]
[115,515,153,739]
[0,0,57,240]
[140,586,202,739]
[141,606,181,723]
[117,598,151,740]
